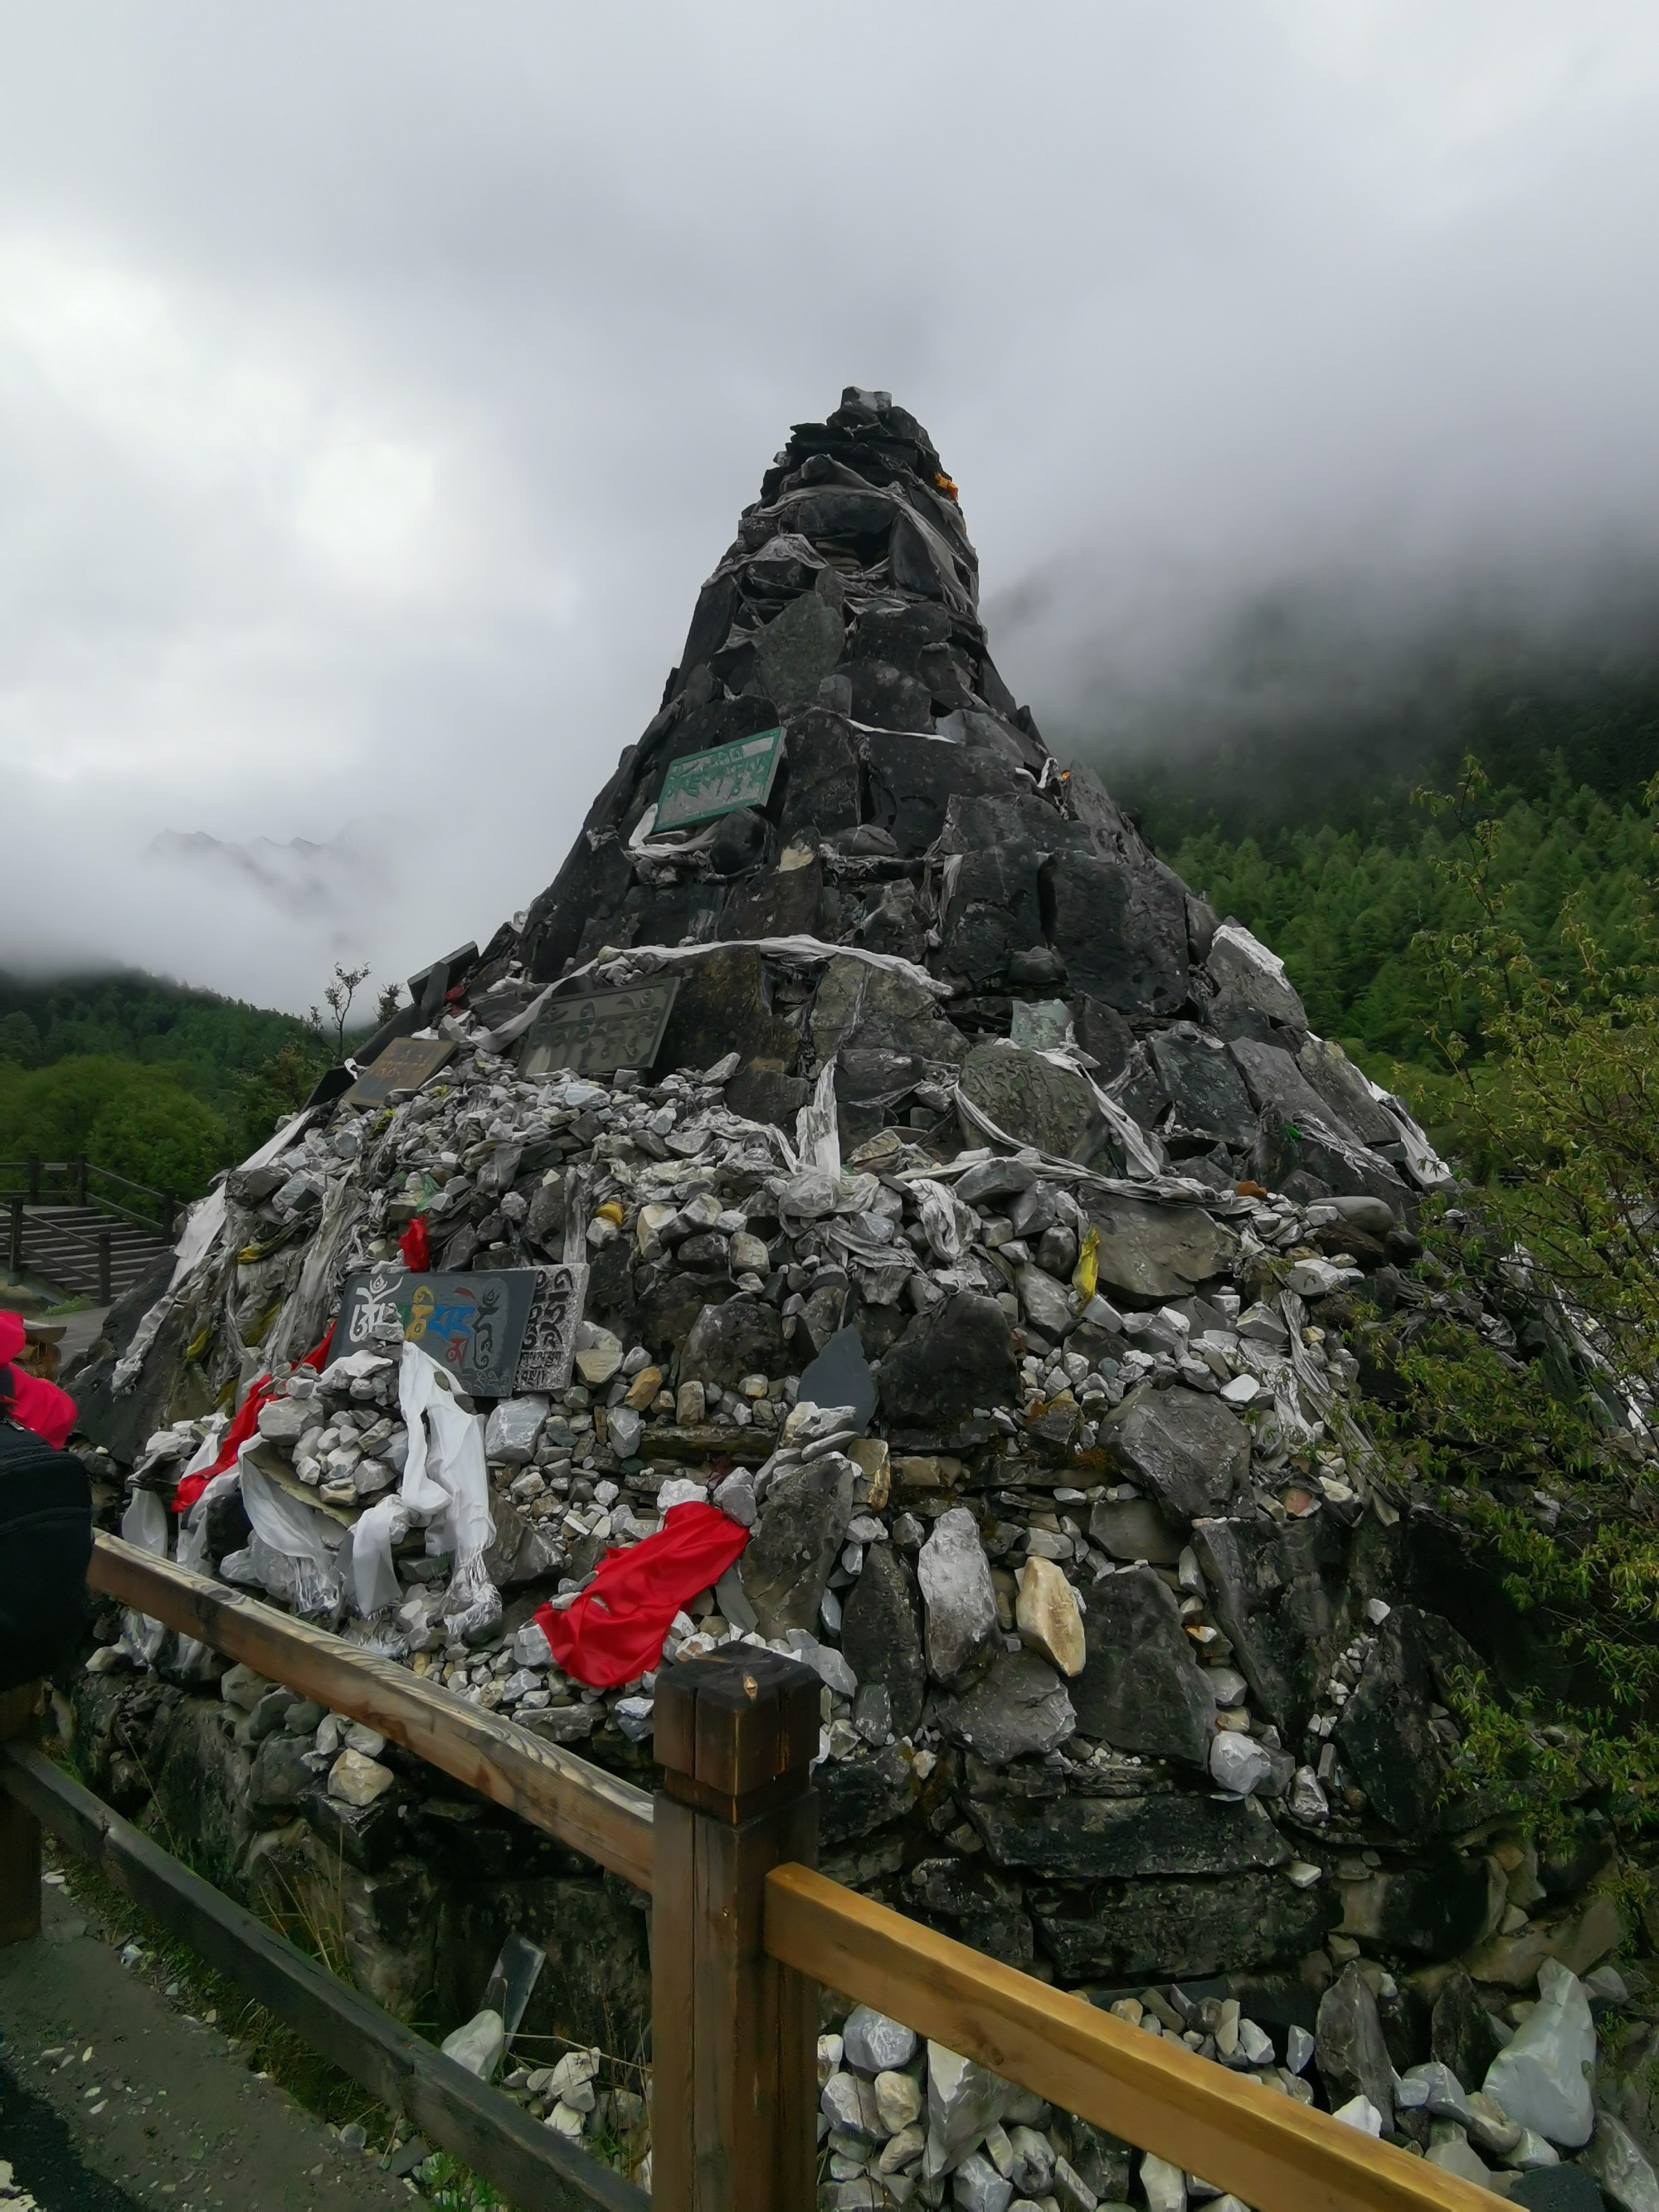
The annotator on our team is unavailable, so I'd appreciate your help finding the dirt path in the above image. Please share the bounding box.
[0,1880,419,2210]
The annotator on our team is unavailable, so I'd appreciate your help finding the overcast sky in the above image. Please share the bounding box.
[3,2,1659,1012]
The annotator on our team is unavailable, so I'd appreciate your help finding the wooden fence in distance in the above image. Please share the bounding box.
[0,1534,1500,2212]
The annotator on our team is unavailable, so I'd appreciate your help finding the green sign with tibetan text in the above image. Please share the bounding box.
[655,726,784,831]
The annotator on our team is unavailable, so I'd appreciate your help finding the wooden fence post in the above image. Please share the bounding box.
[26,1152,40,1205]
[7,1194,21,1276]
[651,1648,820,2212]
[95,1229,113,1303]
[74,1152,88,1207]
[0,1683,42,1945]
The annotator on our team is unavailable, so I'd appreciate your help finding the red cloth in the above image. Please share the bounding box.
[173,1324,334,1513]
[398,1216,431,1272]
[0,1310,76,1449]
[534,1501,751,1690]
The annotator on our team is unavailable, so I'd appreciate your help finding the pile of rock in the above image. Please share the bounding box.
[812,1965,1651,2211]
[63,391,1658,2208]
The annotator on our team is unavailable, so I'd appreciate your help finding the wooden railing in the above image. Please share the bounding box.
[0,1153,186,1235]
[0,1534,1496,2212]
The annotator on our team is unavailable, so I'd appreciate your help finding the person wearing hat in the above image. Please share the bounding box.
[0,1313,92,1692]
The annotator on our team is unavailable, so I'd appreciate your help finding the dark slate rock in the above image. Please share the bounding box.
[1070,1566,1217,1771]
[1335,1605,1495,1834]
[878,1291,1017,1431]
[1063,759,1154,865]
[679,571,740,675]
[724,1065,811,1132]
[1083,1194,1238,1305]
[888,505,970,608]
[810,955,969,1067]
[776,705,862,843]
[1030,1869,1336,1982]
[864,731,1022,855]
[1297,1035,1399,1147]
[845,657,933,732]
[955,1157,1038,1210]
[1192,1516,1345,1737]
[1041,851,1190,1015]
[1339,1849,1496,1958]
[1509,2174,1604,2212]
[1315,1963,1395,2134]
[203,1481,253,1565]
[633,1269,734,1360]
[708,806,774,878]
[958,1038,1108,1163]
[908,1858,1034,1971]
[932,790,1089,860]
[250,1730,325,1810]
[741,1455,855,1637]
[1432,1970,1511,2088]
[1148,1026,1258,1149]
[1070,996,1137,1085]
[720,860,824,941]
[935,1652,1076,1762]
[1228,1037,1365,1152]
[797,1323,878,1428]
[839,1544,926,1737]
[1253,1102,1412,1208]
[752,590,844,706]
[1098,1386,1251,1521]
[654,946,800,1077]
[520,818,636,983]
[681,1296,788,1388]
[304,1788,403,1874]
[854,597,952,677]
[966,1791,1288,1879]
[937,848,1047,989]
[816,1742,915,1848]
[525,1171,567,1253]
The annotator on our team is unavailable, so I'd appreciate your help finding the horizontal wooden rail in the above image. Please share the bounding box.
[90,1533,655,1891]
[765,1864,1496,2212]
[4,1744,643,2212]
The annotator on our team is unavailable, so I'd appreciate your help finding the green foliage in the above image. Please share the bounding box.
[1160,774,1656,1092]
[0,967,317,1108]
[0,964,382,1195]
[0,1057,227,1196]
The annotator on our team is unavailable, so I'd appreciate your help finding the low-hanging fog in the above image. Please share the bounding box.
[3,3,1659,1009]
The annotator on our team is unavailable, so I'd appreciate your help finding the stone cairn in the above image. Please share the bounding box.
[67,391,1656,2210]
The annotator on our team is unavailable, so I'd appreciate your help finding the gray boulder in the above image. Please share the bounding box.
[1486,1961,1596,2149]
[681,1296,788,1388]
[958,1038,1107,1163]
[880,1290,1016,1433]
[741,1454,855,1637]
[1084,1196,1238,1305]
[839,1544,927,1736]
[1099,1386,1250,1521]
[917,1507,998,1683]
[1316,1963,1396,2135]
[936,1652,1076,1762]
[1069,1566,1216,1770]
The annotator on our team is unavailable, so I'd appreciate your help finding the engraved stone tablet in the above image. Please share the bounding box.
[518,976,680,1079]
[515,1264,590,1392]
[655,725,785,831]
[333,1265,537,1397]
[341,1035,455,1109]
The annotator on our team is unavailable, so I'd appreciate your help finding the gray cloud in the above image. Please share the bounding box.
[2,2,1657,1006]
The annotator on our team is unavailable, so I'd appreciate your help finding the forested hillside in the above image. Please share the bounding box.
[0,970,362,1199]
[1107,654,1659,1113]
